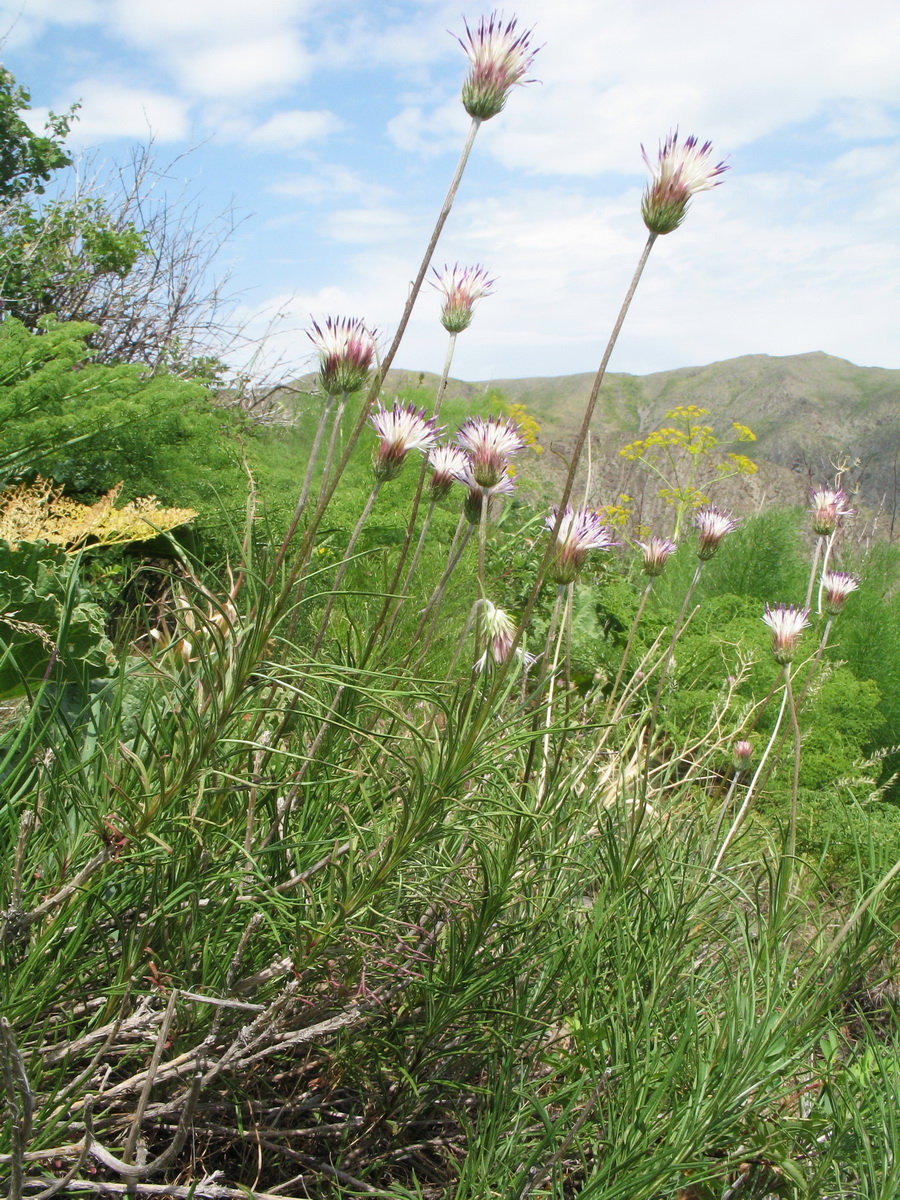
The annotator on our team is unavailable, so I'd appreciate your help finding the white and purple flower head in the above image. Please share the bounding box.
[641,131,728,236]
[545,506,617,585]
[427,444,470,501]
[762,603,810,665]
[636,535,677,577]
[431,263,495,334]
[481,600,516,668]
[456,11,538,121]
[307,316,376,396]
[821,570,859,615]
[732,740,753,769]
[810,486,854,536]
[454,457,516,525]
[475,600,535,673]
[457,415,525,488]
[369,400,439,482]
[694,506,738,560]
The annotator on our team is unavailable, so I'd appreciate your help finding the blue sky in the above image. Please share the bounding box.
[2,0,899,383]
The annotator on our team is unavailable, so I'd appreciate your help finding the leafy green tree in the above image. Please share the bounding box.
[0,67,73,198]
[0,67,237,374]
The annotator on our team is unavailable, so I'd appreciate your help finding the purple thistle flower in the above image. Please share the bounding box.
[457,415,525,488]
[482,600,515,666]
[369,400,439,482]
[694,506,738,560]
[545,506,617,585]
[431,263,495,334]
[762,603,810,665]
[475,600,535,673]
[427,444,470,501]
[821,570,859,615]
[636,535,677,577]
[732,740,753,769]
[641,131,728,236]
[454,458,516,525]
[307,316,376,395]
[456,11,538,122]
[810,487,854,536]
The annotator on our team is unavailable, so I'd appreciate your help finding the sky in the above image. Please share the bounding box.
[1,0,899,384]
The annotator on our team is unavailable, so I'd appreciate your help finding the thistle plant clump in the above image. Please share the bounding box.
[3,17,900,1200]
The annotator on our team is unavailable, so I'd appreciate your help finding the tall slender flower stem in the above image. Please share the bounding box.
[448,600,480,677]
[642,561,704,790]
[490,234,658,683]
[754,617,833,798]
[434,332,457,414]
[281,389,351,647]
[708,768,746,852]
[318,391,349,493]
[311,481,382,654]
[300,394,335,509]
[277,117,482,599]
[368,334,460,655]
[536,583,573,804]
[605,579,653,718]
[804,535,824,611]
[477,489,490,591]
[540,586,566,688]
[712,685,789,872]
[471,490,491,665]
[399,497,438,599]
[275,393,335,574]
[446,510,466,563]
[816,531,838,614]
[410,523,474,666]
[784,664,802,862]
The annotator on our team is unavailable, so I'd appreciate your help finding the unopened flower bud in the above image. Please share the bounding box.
[732,740,753,770]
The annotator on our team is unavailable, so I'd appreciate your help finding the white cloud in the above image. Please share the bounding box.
[109,0,308,41]
[0,0,101,46]
[31,80,190,143]
[387,0,900,178]
[267,164,391,203]
[5,0,900,380]
[325,205,411,244]
[387,100,468,156]
[103,0,316,97]
[170,37,312,98]
[248,109,342,149]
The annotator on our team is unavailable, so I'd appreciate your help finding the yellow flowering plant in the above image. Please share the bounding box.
[619,405,756,539]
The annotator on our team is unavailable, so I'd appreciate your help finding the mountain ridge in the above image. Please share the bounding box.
[378,352,900,519]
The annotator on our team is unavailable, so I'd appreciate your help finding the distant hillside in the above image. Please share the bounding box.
[381,353,900,524]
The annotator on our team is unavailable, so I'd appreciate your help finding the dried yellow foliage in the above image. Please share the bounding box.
[0,478,197,552]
